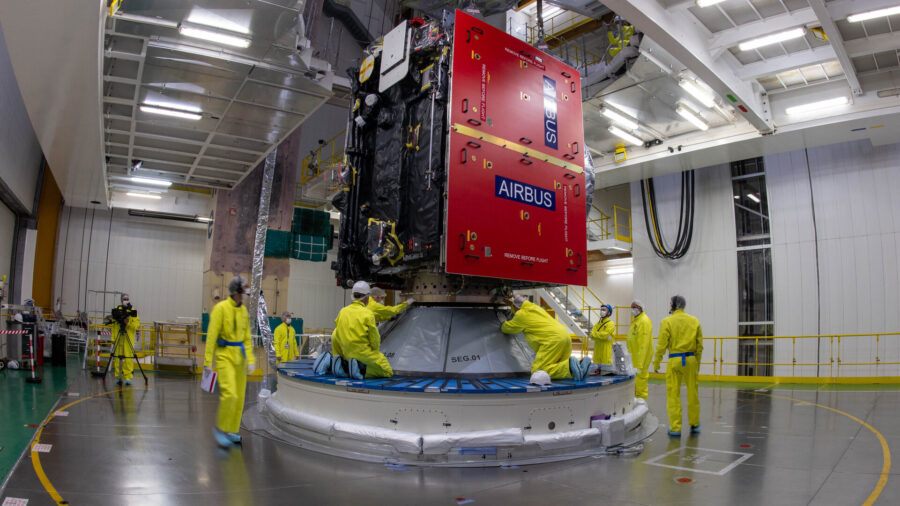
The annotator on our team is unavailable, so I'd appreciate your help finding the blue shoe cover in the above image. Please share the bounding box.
[312,352,332,375]
[579,357,592,378]
[569,357,583,381]
[213,428,234,448]
[349,359,364,380]
[332,355,348,378]
[667,429,682,437]
[690,424,701,434]
[227,432,243,444]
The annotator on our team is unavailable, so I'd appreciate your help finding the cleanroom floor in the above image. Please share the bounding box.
[1,364,897,505]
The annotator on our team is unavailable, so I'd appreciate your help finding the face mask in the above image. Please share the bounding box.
[632,308,641,317]
[600,310,609,319]
[285,318,292,324]
[122,300,129,305]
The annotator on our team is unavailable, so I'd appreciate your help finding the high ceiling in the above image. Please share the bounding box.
[530,0,900,183]
[103,0,334,193]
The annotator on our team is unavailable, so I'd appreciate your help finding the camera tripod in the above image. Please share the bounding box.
[97,325,148,385]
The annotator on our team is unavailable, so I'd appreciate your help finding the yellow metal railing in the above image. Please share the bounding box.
[299,129,346,185]
[588,205,611,240]
[525,10,594,45]
[648,332,900,383]
[613,206,632,243]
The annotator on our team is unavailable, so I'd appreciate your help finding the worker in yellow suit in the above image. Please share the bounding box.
[652,295,703,437]
[590,304,615,366]
[626,299,653,400]
[274,311,299,363]
[204,276,255,449]
[331,281,393,379]
[367,287,415,322]
[500,295,591,381]
[111,293,140,386]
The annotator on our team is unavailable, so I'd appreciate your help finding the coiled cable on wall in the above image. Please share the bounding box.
[640,170,695,259]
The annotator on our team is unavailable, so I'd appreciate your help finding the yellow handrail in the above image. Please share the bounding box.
[645,332,900,381]
[299,129,346,185]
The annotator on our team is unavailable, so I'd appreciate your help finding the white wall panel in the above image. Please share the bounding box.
[287,255,347,332]
[53,207,205,324]
[631,163,738,375]
[766,140,900,377]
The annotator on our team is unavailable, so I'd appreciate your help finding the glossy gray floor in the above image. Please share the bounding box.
[1,371,896,506]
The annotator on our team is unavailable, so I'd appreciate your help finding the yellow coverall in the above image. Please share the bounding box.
[366,299,408,322]
[274,322,298,363]
[652,309,703,432]
[626,312,653,400]
[590,317,615,365]
[111,307,140,381]
[332,300,393,378]
[204,298,255,434]
[500,301,573,379]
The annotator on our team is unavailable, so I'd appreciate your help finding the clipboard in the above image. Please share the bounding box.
[201,368,217,393]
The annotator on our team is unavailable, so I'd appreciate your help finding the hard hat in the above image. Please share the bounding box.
[229,276,248,295]
[512,294,527,308]
[351,280,371,295]
[370,287,387,298]
[529,370,551,386]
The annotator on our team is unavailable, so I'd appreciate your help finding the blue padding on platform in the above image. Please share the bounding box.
[276,359,632,394]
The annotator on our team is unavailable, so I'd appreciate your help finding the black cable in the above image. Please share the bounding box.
[640,170,695,260]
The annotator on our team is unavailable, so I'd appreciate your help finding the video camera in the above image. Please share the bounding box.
[110,303,137,326]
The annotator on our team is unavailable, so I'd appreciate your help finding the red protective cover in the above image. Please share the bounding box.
[445,11,587,286]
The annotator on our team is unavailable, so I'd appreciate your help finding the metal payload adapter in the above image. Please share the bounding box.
[250,10,656,466]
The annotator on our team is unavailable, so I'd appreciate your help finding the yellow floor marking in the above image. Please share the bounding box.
[31,388,127,504]
[755,391,890,506]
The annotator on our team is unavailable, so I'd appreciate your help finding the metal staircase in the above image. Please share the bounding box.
[537,286,596,337]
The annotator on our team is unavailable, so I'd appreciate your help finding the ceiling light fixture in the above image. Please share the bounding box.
[178,25,251,48]
[784,96,849,115]
[185,10,251,34]
[746,193,761,203]
[696,0,727,7]
[126,192,163,200]
[139,105,203,120]
[608,126,643,146]
[847,5,900,23]
[678,78,717,108]
[113,12,179,28]
[601,105,640,130]
[142,100,201,113]
[738,27,807,51]
[606,266,634,275]
[196,216,212,223]
[675,103,710,131]
[130,177,172,187]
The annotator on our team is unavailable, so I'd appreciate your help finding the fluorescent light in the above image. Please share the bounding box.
[608,126,643,146]
[738,27,806,51]
[601,106,639,130]
[113,12,178,28]
[696,0,727,6]
[678,78,716,108]
[139,105,202,120]
[639,48,672,75]
[606,266,634,275]
[676,103,709,131]
[143,100,200,113]
[746,193,761,203]
[179,25,251,48]
[734,195,740,199]
[847,6,900,23]
[186,10,251,34]
[196,217,212,223]
[126,192,162,200]
[131,177,172,187]
[784,96,849,115]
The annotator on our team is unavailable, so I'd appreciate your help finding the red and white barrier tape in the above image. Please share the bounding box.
[0,330,28,334]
